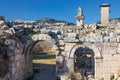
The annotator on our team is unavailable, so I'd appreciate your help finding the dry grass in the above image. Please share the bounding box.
[33,58,56,65]
[33,53,56,68]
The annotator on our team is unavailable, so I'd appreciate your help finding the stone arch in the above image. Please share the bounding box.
[25,34,58,55]
[69,43,102,59]
[24,34,58,78]
[67,43,102,73]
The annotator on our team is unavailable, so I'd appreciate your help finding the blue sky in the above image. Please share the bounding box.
[0,0,120,24]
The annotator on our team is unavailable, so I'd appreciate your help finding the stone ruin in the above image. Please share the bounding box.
[0,16,58,80]
[56,4,120,80]
[1,4,120,80]
[0,16,35,80]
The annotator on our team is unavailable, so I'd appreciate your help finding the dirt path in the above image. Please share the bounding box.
[32,54,56,80]
[33,65,55,80]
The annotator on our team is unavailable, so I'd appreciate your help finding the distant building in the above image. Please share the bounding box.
[76,7,85,28]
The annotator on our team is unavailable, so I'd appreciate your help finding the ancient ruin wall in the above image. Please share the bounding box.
[61,42,120,80]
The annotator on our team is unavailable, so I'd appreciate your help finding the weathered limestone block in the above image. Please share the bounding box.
[32,34,39,41]
[110,61,120,67]
[103,55,112,60]
[79,36,85,42]
[67,33,76,38]
[59,40,65,46]
[109,37,117,42]
[85,37,90,42]
[109,32,114,37]
[60,46,65,50]
[66,58,74,73]
[61,52,65,56]
[64,43,76,52]
[90,38,96,42]
[53,45,58,50]
[4,28,15,35]
[75,39,79,42]
[45,34,51,40]
[94,42,104,47]
[39,34,47,40]
[64,37,77,42]
[103,36,109,42]
[117,37,120,42]
[112,54,120,61]
[60,74,71,80]
[57,35,63,39]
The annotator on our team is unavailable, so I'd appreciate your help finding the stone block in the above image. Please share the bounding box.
[32,35,39,41]
[110,61,120,67]
[112,54,120,61]
[59,40,65,46]
[60,46,65,50]
[103,36,109,42]
[90,38,95,42]
[79,37,85,42]
[109,37,117,42]
[85,37,90,42]
[117,37,120,42]
[94,35,103,42]
[64,43,76,52]
[60,74,71,80]
[103,55,112,60]
[57,35,62,39]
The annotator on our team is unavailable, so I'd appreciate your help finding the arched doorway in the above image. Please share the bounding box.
[74,47,95,78]
[67,43,102,79]
[25,40,57,80]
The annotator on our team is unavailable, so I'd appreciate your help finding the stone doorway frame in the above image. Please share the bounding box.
[67,43,102,78]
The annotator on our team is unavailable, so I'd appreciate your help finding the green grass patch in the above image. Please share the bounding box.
[27,31,41,37]
[33,52,55,55]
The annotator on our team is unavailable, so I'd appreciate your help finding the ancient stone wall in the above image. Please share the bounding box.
[60,42,120,80]
[95,42,120,80]
[0,38,33,80]
[0,17,33,80]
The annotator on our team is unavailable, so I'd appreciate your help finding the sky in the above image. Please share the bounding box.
[0,0,120,24]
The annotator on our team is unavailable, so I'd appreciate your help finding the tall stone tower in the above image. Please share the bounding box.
[100,4,110,25]
[76,7,84,28]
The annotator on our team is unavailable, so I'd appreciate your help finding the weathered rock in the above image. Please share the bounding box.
[59,40,65,46]
[4,39,16,46]
[109,37,117,42]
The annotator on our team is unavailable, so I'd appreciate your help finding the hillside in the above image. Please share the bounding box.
[6,18,75,27]
[34,18,75,26]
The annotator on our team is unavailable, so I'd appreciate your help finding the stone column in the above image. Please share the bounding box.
[100,4,110,25]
